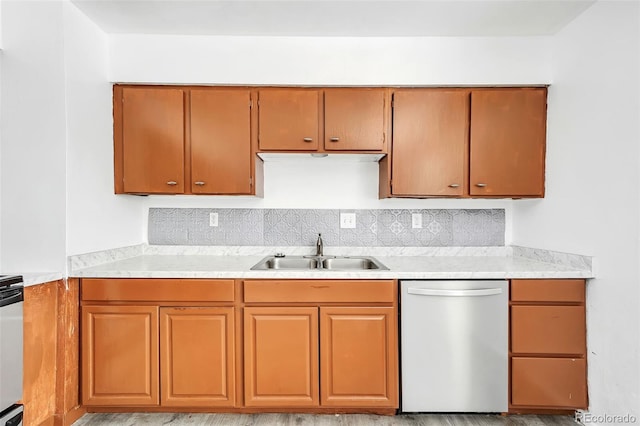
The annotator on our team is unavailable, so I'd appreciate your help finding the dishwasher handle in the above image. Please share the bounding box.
[407,287,503,297]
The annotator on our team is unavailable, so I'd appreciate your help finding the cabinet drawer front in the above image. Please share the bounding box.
[511,279,585,303]
[82,279,235,302]
[512,357,587,409]
[244,280,395,303]
[511,306,585,355]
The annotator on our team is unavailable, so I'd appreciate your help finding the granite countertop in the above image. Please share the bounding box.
[69,245,594,280]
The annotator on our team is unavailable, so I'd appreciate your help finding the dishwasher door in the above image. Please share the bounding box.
[400,280,508,413]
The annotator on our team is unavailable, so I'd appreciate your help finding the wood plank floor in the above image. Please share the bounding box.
[73,413,578,425]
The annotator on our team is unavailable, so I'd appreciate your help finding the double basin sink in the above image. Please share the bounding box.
[251,255,389,271]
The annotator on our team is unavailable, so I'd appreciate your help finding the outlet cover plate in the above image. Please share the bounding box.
[340,212,356,229]
[209,212,219,227]
[412,213,423,229]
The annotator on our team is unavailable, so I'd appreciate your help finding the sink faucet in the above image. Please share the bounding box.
[316,233,324,257]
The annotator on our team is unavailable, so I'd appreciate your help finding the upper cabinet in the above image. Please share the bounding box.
[257,89,320,151]
[120,87,185,194]
[470,89,547,197]
[257,88,387,153]
[324,89,385,151]
[387,87,547,198]
[114,85,259,196]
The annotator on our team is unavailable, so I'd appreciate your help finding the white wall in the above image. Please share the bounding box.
[512,1,640,419]
[63,2,144,256]
[0,1,68,272]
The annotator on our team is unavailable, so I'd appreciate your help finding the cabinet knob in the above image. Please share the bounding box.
[303,137,313,142]
[475,183,487,187]
[166,181,178,186]
[194,181,205,186]
[329,137,340,142]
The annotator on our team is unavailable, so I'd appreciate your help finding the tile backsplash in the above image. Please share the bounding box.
[148,208,505,247]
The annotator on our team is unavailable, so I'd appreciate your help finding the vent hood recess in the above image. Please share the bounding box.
[257,153,386,162]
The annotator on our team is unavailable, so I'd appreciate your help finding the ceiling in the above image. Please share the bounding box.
[70,0,595,37]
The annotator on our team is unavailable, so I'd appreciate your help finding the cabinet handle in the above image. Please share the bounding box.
[194,181,205,186]
[448,183,460,188]
[475,183,487,187]
[166,181,178,186]
[303,137,313,142]
[329,137,340,142]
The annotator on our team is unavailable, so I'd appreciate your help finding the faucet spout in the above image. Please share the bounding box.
[316,233,324,257]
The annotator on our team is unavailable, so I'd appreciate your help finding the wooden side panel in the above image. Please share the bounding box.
[511,279,585,303]
[511,306,586,355]
[258,89,319,151]
[82,305,159,406]
[243,280,395,303]
[319,307,397,407]
[470,88,547,197]
[190,89,252,194]
[23,281,58,426]
[324,89,385,151]
[160,307,235,407]
[244,307,319,407]
[122,87,185,194]
[81,279,235,303]
[55,279,85,425]
[391,89,469,196]
[512,357,587,409]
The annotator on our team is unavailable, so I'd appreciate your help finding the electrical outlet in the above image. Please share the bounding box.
[412,213,423,229]
[209,212,218,227]
[340,212,356,229]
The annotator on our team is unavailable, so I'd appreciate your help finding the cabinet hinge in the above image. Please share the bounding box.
[249,177,253,186]
[249,100,253,109]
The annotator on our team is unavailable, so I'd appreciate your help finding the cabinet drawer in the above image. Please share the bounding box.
[244,280,395,303]
[511,306,585,355]
[511,279,585,303]
[82,279,235,302]
[512,357,587,409]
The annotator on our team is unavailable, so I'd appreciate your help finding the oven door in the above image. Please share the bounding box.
[0,405,23,426]
[0,286,24,412]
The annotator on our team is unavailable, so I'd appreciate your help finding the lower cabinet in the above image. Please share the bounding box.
[82,305,159,406]
[509,279,588,411]
[243,304,398,409]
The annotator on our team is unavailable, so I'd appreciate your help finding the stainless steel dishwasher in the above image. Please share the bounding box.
[400,280,508,412]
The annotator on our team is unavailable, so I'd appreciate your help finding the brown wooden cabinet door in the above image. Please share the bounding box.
[190,89,252,194]
[121,87,185,194]
[324,89,385,151]
[81,305,159,406]
[258,89,319,151]
[160,307,235,407]
[319,307,397,407]
[470,88,547,197]
[244,307,319,407]
[512,357,587,409]
[391,90,469,196]
[511,306,586,355]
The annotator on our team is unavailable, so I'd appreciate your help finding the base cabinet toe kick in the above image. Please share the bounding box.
[78,278,586,414]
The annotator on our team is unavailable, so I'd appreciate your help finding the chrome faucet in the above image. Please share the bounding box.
[316,233,324,257]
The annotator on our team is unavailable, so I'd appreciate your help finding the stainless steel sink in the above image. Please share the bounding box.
[250,255,388,271]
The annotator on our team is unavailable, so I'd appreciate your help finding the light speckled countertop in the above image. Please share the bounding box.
[69,245,593,280]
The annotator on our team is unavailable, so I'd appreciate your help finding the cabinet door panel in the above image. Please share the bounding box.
[191,89,251,194]
[160,307,235,407]
[82,305,159,406]
[122,87,184,194]
[511,306,586,355]
[320,307,397,407]
[324,89,385,151]
[244,307,319,407]
[392,90,469,196]
[258,90,319,150]
[470,89,546,197]
[512,357,587,408]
